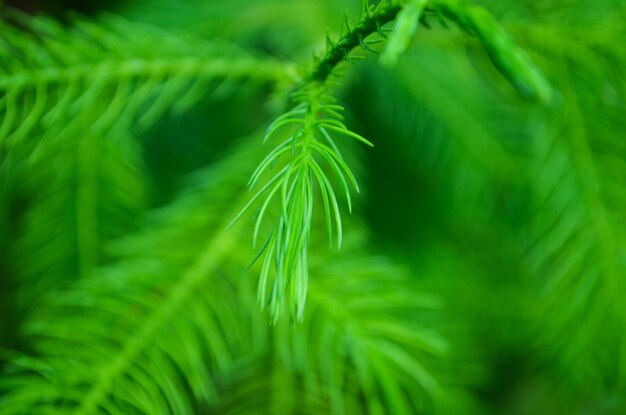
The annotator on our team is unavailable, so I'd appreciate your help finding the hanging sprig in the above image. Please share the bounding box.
[230,1,406,325]
[230,84,371,323]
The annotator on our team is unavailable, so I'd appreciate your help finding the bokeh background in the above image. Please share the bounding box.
[1,0,626,414]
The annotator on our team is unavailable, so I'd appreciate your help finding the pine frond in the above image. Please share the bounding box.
[306,0,551,104]
[0,10,296,153]
[231,84,371,324]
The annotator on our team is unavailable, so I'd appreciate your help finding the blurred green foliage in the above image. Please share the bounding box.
[1,0,625,414]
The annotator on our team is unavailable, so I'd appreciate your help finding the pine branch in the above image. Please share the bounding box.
[308,0,551,104]
[0,11,296,152]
